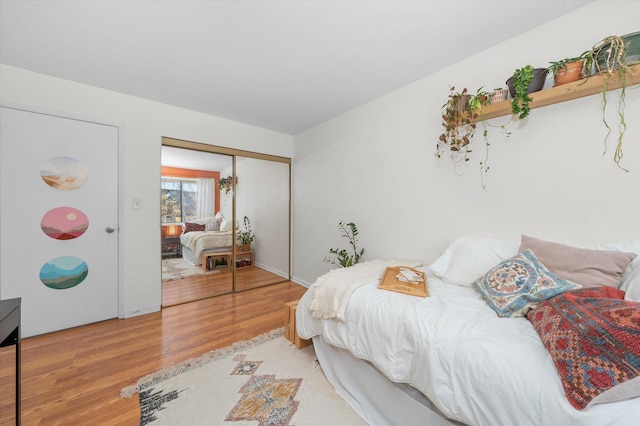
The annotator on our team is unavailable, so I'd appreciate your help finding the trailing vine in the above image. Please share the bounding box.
[587,35,630,171]
[510,65,534,119]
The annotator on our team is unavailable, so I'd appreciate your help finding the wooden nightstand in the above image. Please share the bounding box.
[284,300,312,349]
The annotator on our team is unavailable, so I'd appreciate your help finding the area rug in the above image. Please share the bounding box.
[120,328,365,425]
[162,258,220,282]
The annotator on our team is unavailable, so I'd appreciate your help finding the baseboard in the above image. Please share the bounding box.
[123,304,160,318]
[254,262,288,279]
[291,276,311,288]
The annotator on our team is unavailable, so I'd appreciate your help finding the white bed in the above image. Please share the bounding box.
[296,236,640,425]
[180,230,233,265]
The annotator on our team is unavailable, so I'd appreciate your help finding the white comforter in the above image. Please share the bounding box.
[180,230,233,262]
[296,269,640,426]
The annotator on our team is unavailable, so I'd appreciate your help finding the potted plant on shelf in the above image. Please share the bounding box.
[548,51,589,86]
[236,215,254,252]
[506,65,548,119]
[437,87,477,163]
[584,34,635,170]
[437,86,509,189]
[489,87,509,104]
[467,87,491,113]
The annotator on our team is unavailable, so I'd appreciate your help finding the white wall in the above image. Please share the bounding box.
[0,64,293,316]
[291,1,640,285]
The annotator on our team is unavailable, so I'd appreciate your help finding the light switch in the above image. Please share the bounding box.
[132,198,142,210]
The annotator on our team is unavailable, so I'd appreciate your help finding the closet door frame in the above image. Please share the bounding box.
[161,137,291,292]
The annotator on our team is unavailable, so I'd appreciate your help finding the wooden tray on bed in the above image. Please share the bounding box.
[379,266,428,297]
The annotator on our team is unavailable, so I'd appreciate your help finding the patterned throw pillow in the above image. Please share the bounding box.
[472,249,581,318]
[527,286,640,409]
[183,222,205,233]
[205,219,221,232]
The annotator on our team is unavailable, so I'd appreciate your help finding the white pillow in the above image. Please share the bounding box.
[220,218,232,232]
[428,236,519,286]
[215,211,224,220]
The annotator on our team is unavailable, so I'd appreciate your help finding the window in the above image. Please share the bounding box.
[161,178,197,224]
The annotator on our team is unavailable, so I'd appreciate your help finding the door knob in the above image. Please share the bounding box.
[106,227,115,233]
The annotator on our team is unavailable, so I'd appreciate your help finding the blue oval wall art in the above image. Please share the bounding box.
[39,256,89,290]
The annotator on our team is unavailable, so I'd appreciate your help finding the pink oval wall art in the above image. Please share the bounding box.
[40,156,89,190]
[41,207,89,240]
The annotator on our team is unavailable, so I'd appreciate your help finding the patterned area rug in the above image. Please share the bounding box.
[121,329,364,425]
[162,258,219,282]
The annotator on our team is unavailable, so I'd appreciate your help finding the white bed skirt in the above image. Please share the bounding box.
[312,336,461,426]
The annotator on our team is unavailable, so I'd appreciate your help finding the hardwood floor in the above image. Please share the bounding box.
[2,281,308,425]
[162,265,289,307]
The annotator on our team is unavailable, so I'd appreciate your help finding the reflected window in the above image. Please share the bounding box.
[161,178,197,224]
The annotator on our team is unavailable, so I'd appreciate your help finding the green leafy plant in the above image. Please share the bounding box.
[236,215,255,244]
[510,65,535,119]
[468,87,491,112]
[323,221,364,268]
[547,51,589,77]
[218,176,235,195]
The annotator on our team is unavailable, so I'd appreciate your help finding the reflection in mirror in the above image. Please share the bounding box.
[234,156,290,292]
[160,146,234,306]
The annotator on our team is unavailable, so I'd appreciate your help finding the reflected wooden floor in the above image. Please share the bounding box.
[162,265,288,307]
[4,281,308,425]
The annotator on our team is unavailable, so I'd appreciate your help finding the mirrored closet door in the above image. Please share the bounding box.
[161,146,234,306]
[234,155,290,292]
[160,138,290,307]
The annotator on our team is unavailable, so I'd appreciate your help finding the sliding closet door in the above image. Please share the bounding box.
[234,156,290,291]
[160,146,233,306]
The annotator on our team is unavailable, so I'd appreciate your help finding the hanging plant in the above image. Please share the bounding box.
[506,65,548,120]
[437,87,477,163]
[437,86,509,189]
[509,65,534,119]
[584,35,631,170]
[218,176,235,195]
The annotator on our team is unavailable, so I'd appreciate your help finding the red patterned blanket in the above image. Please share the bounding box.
[527,286,640,410]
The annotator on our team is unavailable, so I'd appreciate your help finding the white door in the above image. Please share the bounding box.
[0,106,119,337]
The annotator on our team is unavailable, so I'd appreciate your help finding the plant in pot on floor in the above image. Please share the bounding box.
[236,216,254,252]
[323,221,364,268]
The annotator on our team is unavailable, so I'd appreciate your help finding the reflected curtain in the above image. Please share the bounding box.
[196,178,215,218]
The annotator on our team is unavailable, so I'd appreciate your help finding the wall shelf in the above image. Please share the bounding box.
[471,64,640,123]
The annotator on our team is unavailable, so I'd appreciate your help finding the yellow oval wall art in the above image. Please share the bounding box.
[40,156,89,190]
[41,207,89,240]
[39,256,88,290]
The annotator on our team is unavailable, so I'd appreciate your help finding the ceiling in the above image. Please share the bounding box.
[162,145,233,171]
[0,0,592,135]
